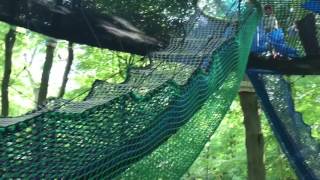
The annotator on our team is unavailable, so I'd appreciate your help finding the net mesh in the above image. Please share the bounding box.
[246,1,320,179]
[0,1,261,179]
[1,0,320,179]
[250,0,318,58]
[248,71,320,180]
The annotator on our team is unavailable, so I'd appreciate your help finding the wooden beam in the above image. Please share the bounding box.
[247,54,320,75]
[239,91,266,180]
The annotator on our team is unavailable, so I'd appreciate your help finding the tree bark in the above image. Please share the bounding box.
[1,27,16,117]
[37,39,56,106]
[239,91,266,180]
[58,42,74,98]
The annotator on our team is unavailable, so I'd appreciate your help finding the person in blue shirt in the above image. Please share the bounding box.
[251,5,298,58]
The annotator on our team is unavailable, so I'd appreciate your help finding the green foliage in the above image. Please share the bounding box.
[198,0,235,19]
[75,46,147,83]
[86,0,197,40]
[184,98,297,180]
[0,20,151,115]
[262,113,297,180]
[63,46,149,100]
[0,22,7,77]
[0,23,35,116]
[291,76,320,142]
[183,100,247,180]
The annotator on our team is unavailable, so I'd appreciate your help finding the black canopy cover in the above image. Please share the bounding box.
[0,0,197,55]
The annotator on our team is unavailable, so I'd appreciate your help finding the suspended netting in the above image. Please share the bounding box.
[1,0,320,179]
[0,0,261,179]
[248,71,320,180]
[246,1,320,179]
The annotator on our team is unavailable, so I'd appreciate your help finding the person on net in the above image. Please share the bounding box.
[262,5,279,33]
[261,5,280,58]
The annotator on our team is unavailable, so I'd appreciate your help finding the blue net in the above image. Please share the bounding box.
[302,0,320,14]
[248,71,320,180]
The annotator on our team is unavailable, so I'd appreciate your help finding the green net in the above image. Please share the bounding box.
[119,7,261,180]
[0,1,260,179]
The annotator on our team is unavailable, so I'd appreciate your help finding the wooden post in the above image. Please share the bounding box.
[239,76,266,180]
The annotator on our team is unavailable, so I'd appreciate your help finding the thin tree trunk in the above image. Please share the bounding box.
[1,27,16,117]
[58,42,74,98]
[239,91,266,180]
[37,39,56,106]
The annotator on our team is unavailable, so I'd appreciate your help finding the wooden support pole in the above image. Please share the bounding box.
[239,77,266,180]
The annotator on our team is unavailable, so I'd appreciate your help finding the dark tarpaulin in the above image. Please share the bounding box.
[0,0,197,55]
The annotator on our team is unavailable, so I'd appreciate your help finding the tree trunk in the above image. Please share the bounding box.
[58,42,74,98]
[37,39,56,106]
[239,91,266,180]
[1,27,16,117]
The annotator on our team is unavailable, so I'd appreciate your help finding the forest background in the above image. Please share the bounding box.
[0,5,319,178]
